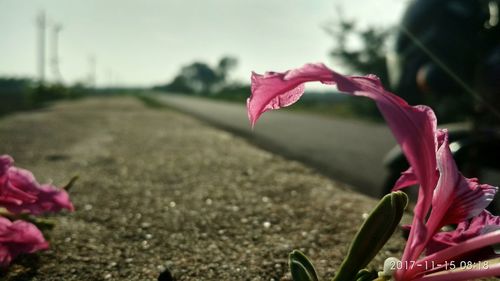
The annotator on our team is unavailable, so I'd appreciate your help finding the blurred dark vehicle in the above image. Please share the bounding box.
[387,0,500,121]
[383,0,500,211]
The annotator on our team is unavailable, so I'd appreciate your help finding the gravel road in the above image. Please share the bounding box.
[0,97,408,280]
[156,93,396,197]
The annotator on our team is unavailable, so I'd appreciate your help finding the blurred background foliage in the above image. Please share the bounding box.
[0,78,85,117]
[0,78,113,117]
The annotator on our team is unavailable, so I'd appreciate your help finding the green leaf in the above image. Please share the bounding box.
[332,191,408,281]
[289,250,319,281]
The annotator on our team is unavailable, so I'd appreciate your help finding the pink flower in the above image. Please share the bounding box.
[248,63,500,280]
[0,216,48,268]
[0,155,74,215]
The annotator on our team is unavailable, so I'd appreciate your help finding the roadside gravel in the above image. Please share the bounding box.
[0,97,409,280]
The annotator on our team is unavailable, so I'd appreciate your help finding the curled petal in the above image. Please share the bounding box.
[249,64,500,281]
[248,64,335,127]
[393,167,419,190]
[249,63,439,265]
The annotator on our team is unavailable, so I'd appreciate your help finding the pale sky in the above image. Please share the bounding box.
[0,0,407,87]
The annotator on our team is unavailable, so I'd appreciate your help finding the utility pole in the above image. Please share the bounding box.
[36,11,46,85]
[50,23,63,83]
[88,55,97,88]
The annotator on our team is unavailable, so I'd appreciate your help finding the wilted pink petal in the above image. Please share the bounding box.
[2,184,74,215]
[418,230,500,270]
[412,263,500,281]
[249,63,438,264]
[427,210,500,255]
[0,155,74,215]
[0,217,48,267]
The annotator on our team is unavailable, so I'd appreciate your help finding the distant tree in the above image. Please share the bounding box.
[157,56,238,95]
[216,56,238,83]
[324,15,390,86]
[180,62,218,93]
[159,75,193,93]
[324,13,391,120]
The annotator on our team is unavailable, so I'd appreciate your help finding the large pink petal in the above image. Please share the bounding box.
[425,138,497,237]
[425,137,462,233]
[249,63,439,265]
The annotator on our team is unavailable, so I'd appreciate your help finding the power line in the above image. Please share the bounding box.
[399,24,500,121]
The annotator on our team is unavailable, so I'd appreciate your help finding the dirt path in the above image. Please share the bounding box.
[156,93,395,197]
[0,97,405,281]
